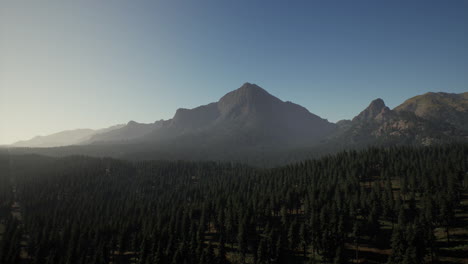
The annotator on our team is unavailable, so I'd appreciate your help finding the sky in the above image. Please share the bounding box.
[1,0,467,144]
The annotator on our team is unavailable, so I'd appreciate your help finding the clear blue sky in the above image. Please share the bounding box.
[1,0,467,144]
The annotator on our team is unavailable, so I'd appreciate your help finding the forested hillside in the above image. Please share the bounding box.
[0,145,467,263]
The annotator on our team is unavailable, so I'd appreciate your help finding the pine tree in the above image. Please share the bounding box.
[257,239,267,264]
[217,237,228,264]
[299,223,308,258]
[388,227,405,264]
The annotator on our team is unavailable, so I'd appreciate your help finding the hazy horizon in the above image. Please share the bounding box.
[2,0,468,145]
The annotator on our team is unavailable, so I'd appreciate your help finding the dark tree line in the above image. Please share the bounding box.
[0,144,466,263]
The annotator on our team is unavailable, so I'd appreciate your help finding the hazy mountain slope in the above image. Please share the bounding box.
[394,92,468,131]
[215,83,336,144]
[12,124,126,148]
[12,129,96,148]
[139,83,337,147]
[85,120,166,144]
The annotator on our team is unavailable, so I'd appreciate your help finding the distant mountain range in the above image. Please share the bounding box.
[12,124,125,148]
[10,83,467,165]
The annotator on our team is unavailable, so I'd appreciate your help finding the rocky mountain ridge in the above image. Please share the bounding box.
[10,84,467,164]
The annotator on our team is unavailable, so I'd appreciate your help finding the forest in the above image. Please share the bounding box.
[0,144,467,264]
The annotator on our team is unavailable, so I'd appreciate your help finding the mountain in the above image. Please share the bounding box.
[85,120,166,144]
[332,95,467,147]
[91,83,337,148]
[8,86,467,165]
[12,124,125,148]
[12,129,96,148]
[352,98,389,122]
[394,92,468,132]
[212,83,336,146]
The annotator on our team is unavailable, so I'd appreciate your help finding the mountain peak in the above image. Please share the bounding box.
[239,82,261,89]
[369,98,385,109]
[218,83,281,116]
[353,98,387,122]
[236,82,270,97]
